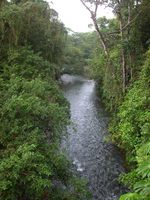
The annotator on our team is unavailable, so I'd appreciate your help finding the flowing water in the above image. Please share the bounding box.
[61,74,127,200]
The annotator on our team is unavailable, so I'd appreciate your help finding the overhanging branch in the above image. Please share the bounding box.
[107,11,141,35]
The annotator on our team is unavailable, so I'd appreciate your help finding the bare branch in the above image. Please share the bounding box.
[80,0,92,14]
[121,10,141,31]
[80,0,109,57]
[107,11,141,35]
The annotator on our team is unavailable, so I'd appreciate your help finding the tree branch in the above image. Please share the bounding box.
[80,0,92,14]
[107,11,141,35]
[80,0,109,57]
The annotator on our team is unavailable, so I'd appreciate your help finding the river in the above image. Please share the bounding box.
[61,74,127,200]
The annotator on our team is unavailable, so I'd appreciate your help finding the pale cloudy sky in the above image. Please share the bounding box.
[49,0,114,32]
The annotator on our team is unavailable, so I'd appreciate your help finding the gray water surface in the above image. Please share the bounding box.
[61,74,127,200]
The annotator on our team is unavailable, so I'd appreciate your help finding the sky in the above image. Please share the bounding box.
[49,0,114,33]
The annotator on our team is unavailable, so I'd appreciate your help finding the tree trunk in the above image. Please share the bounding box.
[80,0,109,59]
[92,15,109,58]
[119,16,127,93]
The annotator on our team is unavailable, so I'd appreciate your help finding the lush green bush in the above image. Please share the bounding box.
[62,32,96,75]
[0,0,91,199]
[120,141,150,200]
[90,47,123,111]
[111,49,150,162]
[0,47,90,199]
[110,49,150,200]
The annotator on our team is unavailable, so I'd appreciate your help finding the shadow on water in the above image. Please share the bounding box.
[61,74,128,200]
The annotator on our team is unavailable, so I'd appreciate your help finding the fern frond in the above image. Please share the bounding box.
[138,142,150,156]
[119,193,141,200]
[134,180,150,196]
[137,159,150,178]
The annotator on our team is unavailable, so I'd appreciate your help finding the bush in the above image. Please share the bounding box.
[110,49,150,200]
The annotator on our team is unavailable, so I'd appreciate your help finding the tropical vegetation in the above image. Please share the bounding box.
[80,0,150,199]
[0,0,89,199]
[0,0,149,199]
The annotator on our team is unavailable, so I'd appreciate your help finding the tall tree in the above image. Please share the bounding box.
[80,0,147,93]
[80,0,109,58]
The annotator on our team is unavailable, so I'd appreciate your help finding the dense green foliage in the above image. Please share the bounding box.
[111,51,150,160]
[0,0,89,199]
[62,32,96,75]
[0,0,149,199]
[79,0,150,199]
[111,50,150,200]
[87,0,150,111]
